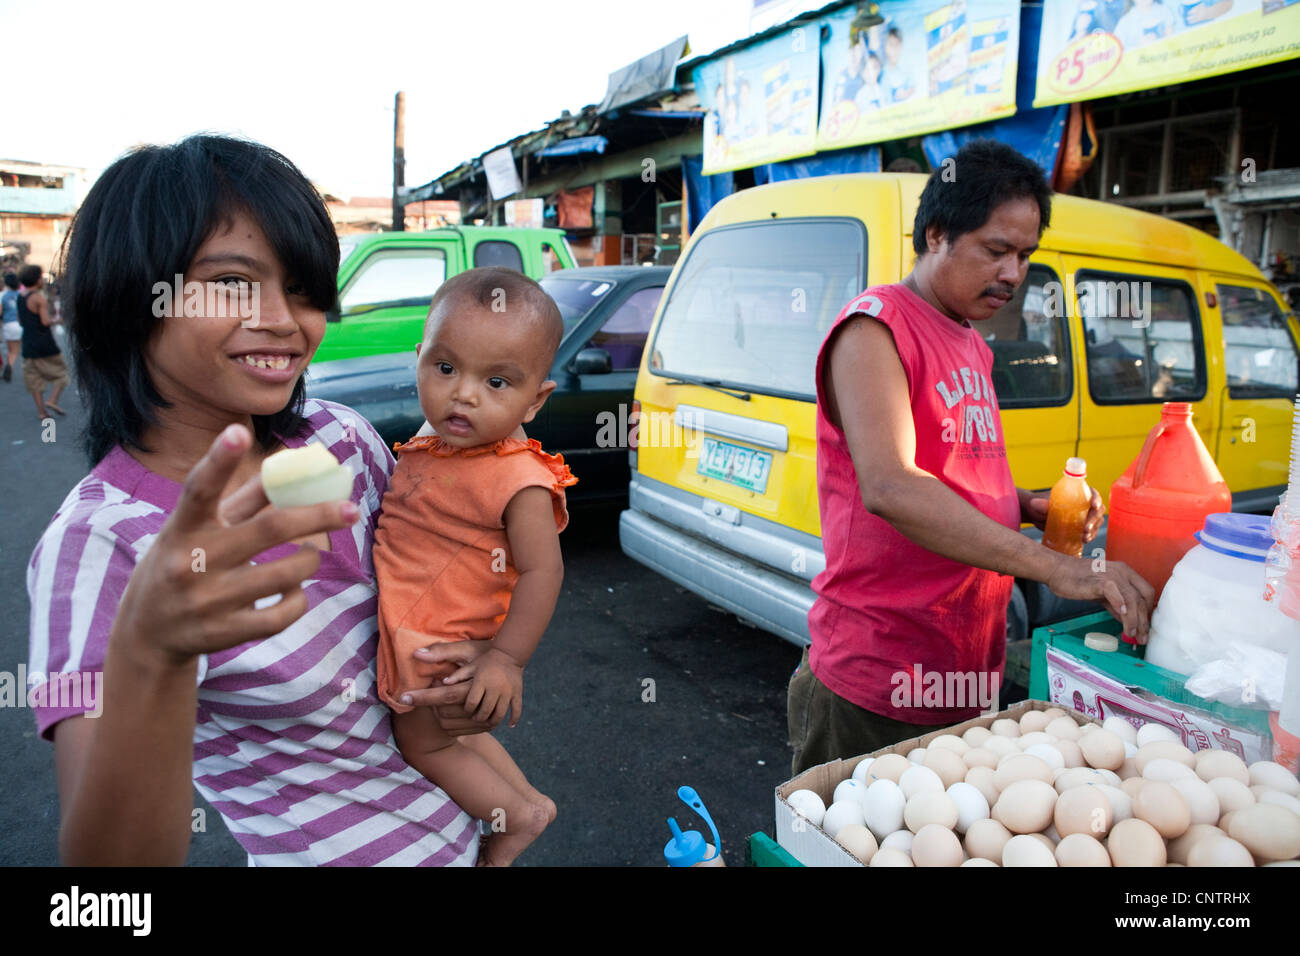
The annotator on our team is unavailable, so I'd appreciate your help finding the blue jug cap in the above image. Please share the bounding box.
[663,786,722,866]
[1196,512,1272,562]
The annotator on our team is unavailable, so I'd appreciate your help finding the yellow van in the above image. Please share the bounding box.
[618,172,1299,645]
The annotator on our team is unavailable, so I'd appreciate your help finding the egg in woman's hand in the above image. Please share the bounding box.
[261,442,352,509]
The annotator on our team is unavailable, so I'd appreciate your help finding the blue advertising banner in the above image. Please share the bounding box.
[695,25,821,174]
[816,0,1022,150]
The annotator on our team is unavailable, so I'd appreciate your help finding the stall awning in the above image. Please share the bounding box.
[598,35,689,114]
[536,136,608,159]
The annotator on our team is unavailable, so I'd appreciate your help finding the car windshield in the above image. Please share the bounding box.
[337,237,360,267]
[649,220,866,400]
[540,275,618,337]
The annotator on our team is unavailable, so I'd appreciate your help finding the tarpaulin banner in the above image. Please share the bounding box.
[816,0,1021,150]
[694,24,820,174]
[1034,0,1300,108]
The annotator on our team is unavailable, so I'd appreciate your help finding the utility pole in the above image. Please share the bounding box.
[392,91,406,231]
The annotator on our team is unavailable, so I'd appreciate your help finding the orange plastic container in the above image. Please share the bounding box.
[1105,403,1232,631]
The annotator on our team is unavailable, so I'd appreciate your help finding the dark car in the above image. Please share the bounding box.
[305,265,671,499]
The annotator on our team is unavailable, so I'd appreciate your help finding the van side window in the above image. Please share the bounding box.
[473,240,525,272]
[339,249,446,316]
[1218,284,1299,398]
[1077,273,1205,404]
[585,286,663,371]
[984,264,1072,408]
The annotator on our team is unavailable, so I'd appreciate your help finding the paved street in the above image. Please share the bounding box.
[0,372,803,866]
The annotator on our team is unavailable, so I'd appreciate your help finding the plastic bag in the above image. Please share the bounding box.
[1184,641,1287,710]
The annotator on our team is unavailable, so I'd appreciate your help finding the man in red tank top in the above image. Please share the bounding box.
[789,141,1155,774]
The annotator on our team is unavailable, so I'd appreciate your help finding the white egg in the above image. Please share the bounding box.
[1258,789,1300,817]
[1143,758,1197,782]
[1136,722,1179,747]
[908,747,928,764]
[1025,743,1066,771]
[1169,776,1221,826]
[869,847,914,867]
[1003,833,1058,867]
[928,734,970,756]
[899,764,945,799]
[850,757,876,784]
[863,779,907,840]
[786,789,826,828]
[946,782,991,834]
[982,735,1019,759]
[880,829,914,853]
[1102,716,1138,744]
[834,778,868,808]
[822,799,867,839]
[1249,761,1300,797]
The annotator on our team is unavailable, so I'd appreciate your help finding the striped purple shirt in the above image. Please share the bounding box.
[26,398,479,866]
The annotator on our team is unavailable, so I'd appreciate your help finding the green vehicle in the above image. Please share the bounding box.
[314,226,577,363]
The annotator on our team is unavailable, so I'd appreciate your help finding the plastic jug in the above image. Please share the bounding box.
[1105,403,1231,636]
[663,786,725,867]
[1144,513,1295,675]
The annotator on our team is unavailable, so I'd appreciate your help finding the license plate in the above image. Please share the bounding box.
[697,438,772,494]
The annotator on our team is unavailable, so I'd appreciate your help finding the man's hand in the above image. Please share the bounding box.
[1044,552,1155,643]
[1019,487,1105,543]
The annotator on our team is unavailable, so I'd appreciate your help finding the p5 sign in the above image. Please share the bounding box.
[1048,32,1123,94]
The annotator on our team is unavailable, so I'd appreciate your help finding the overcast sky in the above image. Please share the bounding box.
[7,0,825,198]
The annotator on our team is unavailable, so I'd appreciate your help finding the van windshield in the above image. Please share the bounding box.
[649,219,865,400]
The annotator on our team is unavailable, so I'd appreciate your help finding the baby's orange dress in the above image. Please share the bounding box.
[373,435,577,713]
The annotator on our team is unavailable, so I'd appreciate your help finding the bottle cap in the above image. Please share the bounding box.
[1083,632,1119,652]
[664,786,722,867]
[1065,457,1087,478]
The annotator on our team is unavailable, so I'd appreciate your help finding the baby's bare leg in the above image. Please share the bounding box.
[460,733,557,824]
[391,710,549,866]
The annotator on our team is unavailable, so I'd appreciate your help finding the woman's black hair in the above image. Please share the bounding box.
[912,139,1052,257]
[60,134,340,465]
[3,272,17,290]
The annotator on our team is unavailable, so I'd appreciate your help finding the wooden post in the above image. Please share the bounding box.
[392,91,406,232]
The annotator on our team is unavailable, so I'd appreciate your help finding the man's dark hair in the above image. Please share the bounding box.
[3,272,17,290]
[18,264,41,287]
[912,139,1052,257]
[427,266,564,365]
[60,134,339,465]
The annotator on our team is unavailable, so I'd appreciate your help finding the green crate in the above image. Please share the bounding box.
[748,831,803,867]
[1028,611,1272,738]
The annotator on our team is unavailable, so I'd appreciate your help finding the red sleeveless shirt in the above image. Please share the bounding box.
[808,283,1020,725]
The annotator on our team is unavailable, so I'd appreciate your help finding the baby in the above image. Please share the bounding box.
[373,267,576,866]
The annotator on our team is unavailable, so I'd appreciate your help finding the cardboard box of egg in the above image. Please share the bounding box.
[775,700,1300,867]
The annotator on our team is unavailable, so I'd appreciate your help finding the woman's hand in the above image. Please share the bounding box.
[401,641,505,735]
[115,424,361,669]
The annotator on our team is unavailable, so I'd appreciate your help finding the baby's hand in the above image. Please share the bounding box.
[443,646,525,727]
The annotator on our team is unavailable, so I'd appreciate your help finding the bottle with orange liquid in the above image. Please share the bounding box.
[1042,457,1091,557]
